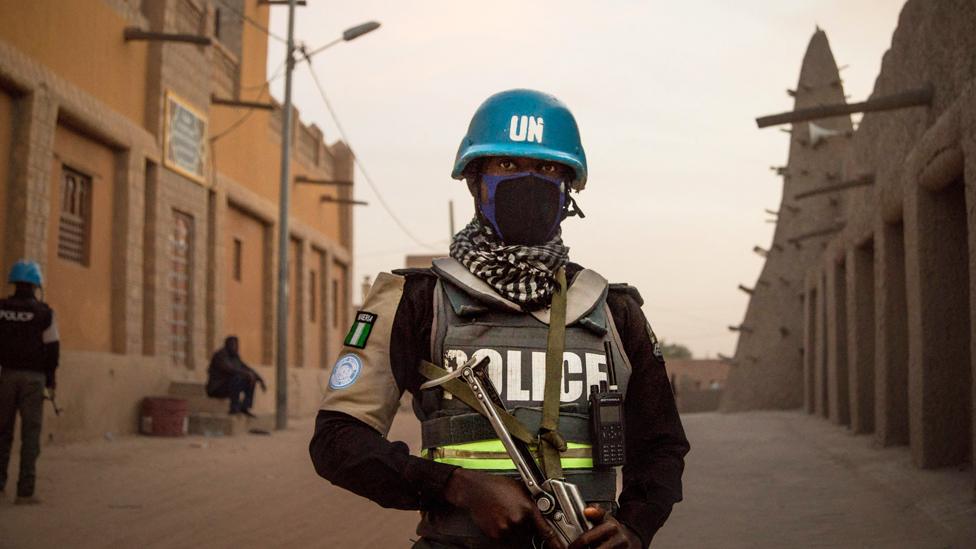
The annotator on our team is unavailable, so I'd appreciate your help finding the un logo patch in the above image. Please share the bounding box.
[329,354,363,390]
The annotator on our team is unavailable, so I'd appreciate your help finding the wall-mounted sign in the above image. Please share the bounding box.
[163,91,208,185]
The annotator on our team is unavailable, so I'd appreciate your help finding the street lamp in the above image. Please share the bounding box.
[301,21,381,59]
[274,6,380,431]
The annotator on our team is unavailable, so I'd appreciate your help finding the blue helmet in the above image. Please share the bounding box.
[452,89,588,190]
[8,260,42,287]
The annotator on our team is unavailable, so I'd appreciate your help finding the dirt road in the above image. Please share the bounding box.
[0,410,423,548]
[1,410,973,548]
[655,412,975,549]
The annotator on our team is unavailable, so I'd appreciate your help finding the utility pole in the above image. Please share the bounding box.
[274,0,297,431]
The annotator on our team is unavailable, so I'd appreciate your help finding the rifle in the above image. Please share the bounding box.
[421,356,591,545]
[44,389,62,416]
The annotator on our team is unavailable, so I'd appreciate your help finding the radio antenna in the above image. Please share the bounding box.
[603,340,618,388]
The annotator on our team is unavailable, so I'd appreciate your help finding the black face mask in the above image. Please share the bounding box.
[480,173,565,246]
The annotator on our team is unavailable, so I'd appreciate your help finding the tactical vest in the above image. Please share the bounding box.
[0,296,51,373]
[413,258,632,546]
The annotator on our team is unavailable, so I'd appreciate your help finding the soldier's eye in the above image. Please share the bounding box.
[539,163,557,173]
[498,160,517,170]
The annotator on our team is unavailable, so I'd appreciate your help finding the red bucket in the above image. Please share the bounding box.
[140,397,189,437]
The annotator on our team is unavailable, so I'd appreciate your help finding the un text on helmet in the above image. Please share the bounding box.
[509,115,544,143]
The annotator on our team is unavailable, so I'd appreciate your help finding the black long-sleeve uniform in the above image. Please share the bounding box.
[0,290,60,387]
[310,267,689,546]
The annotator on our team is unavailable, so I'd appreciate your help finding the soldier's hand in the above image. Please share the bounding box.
[443,468,565,548]
[567,506,641,549]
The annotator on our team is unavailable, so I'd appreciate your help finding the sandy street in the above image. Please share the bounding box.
[655,412,976,549]
[1,410,974,549]
[0,410,424,549]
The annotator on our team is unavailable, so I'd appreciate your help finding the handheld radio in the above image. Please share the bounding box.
[589,341,626,467]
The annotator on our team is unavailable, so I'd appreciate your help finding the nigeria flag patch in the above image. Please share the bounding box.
[344,311,377,349]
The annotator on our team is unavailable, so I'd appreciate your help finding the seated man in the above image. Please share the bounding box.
[206,336,265,417]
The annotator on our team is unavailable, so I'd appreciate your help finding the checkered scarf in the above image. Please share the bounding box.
[449,218,569,310]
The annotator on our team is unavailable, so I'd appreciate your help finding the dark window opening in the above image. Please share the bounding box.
[310,270,317,322]
[332,279,339,328]
[232,238,242,281]
[58,165,92,265]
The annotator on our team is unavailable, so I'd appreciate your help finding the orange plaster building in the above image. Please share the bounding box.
[0,0,355,440]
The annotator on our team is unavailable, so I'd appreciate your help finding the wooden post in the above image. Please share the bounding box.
[756,86,933,128]
[295,176,354,186]
[788,224,845,245]
[123,27,212,45]
[794,174,875,200]
[210,95,274,110]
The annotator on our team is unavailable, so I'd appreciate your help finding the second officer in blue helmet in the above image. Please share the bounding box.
[0,260,60,505]
[310,90,688,548]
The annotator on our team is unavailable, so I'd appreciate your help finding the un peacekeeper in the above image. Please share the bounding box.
[310,90,689,548]
[0,260,59,505]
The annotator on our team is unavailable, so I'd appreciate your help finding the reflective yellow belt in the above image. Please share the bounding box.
[424,440,594,470]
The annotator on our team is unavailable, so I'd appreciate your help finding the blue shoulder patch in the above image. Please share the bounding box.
[328,354,364,390]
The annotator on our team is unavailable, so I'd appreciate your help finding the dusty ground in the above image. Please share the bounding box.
[656,412,975,549]
[1,410,973,548]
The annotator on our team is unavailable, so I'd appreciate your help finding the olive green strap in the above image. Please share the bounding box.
[418,360,537,445]
[539,267,569,480]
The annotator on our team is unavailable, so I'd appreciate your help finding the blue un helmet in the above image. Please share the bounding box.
[452,89,588,190]
[8,260,42,287]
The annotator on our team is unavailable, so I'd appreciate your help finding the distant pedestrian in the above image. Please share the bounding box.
[0,260,59,505]
[206,336,265,417]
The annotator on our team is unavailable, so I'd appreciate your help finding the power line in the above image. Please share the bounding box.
[240,58,286,91]
[221,2,288,44]
[211,86,269,143]
[211,59,286,143]
[302,61,440,251]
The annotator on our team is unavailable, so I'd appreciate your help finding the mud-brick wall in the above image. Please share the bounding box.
[721,30,854,412]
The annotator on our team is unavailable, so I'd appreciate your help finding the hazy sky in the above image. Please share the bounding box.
[267,1,904,357]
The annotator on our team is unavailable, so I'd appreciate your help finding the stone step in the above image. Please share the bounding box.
[182,395,229,414]
[187,412,275,437]
[168,381,207,398]
[167,382,230,414]
[188,412,237,437]
[246,413,274,433]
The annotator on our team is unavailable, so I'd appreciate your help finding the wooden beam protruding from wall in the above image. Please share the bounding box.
[788,224,845,245]
[794,174,875,200]
[124,27,211,45]
[755,85,933,128]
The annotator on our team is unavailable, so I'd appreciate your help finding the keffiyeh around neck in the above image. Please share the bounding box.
[449,218,569,310]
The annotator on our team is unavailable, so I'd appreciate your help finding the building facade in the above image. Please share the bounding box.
[666,359,729,414]
[721,28,852,413]
[722,0,975,494]
[0,0,355,440]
